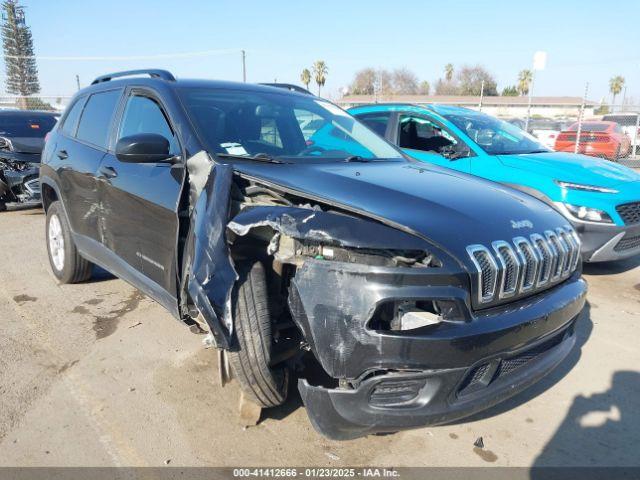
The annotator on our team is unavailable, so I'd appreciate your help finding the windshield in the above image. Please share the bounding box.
[568,122,609,132]
[443,111,550,155]
[0,114,57,138]
[179,88,403,161]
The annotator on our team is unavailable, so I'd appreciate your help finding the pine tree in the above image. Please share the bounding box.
[2,0,40,99]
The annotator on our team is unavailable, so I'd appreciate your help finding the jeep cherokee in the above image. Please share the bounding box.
[40,70,587,440]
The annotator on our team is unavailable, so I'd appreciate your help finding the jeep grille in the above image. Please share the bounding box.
[467,226,580,305]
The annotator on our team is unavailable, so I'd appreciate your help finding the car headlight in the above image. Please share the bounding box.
[554,180,619,194]
[560,203,614,224]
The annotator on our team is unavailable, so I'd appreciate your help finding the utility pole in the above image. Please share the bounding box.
[525,51,547,132]
[241,49,246,83]
[524,70,535,132]
[478,79,485,112]
[574,82,589,155]
[75,74,80,91]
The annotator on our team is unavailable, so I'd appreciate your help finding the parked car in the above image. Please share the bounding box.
[350,104,640,263]
[41,70,587,440]
[528,118,569,150]
[601,112,639,155]
[0,110,58,210]
[555,121,631,160]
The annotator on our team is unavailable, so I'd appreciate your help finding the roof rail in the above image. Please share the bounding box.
[91,69,176,85]
[259,83,314,95]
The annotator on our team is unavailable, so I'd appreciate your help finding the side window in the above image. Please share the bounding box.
[118,95,180,155]
[294,109,327,141]
[76,90,122,149]
[258,118,283,148]
[60,97,86,137]
[357,112,391,137]
[398,115,457,153]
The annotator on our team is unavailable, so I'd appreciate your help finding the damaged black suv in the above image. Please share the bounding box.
[40,70,587,440]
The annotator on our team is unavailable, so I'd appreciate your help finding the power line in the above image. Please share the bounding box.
[1,48,241,61]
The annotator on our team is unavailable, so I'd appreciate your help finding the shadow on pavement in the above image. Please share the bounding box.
[531,370,640,469]
[583,256,640,275]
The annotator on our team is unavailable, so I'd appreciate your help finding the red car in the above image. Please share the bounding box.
[554,121,631,160]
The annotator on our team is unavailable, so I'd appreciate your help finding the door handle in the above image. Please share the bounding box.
[99,165,118,179]
[56,150,68,160]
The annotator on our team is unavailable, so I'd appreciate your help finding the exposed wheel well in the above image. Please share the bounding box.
[41,184,58,212]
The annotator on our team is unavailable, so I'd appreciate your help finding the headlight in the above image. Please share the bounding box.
[560,203,614,224]
[554,180,619,194]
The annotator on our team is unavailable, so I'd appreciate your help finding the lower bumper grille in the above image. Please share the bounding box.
[614,234,640,252]
[458,329,568,397]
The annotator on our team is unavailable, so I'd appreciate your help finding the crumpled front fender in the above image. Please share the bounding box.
[183,160,452,351]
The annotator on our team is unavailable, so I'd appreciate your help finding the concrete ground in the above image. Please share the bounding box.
[0,208,638,468]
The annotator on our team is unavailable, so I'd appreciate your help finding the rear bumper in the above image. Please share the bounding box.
[576,221,640,262]
[290,259,587,439]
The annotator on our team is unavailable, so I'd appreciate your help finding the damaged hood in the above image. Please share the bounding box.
[231,159,570,259]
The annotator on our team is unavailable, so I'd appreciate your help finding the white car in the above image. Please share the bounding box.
[528,119,569,150]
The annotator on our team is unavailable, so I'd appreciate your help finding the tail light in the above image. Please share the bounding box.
[556,132,572,141]
[44,132,51,143]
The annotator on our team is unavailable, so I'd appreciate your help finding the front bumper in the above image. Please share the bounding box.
[290,259,587,440]
[575,221,640,262]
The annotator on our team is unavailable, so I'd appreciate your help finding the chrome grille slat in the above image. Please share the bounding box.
[513,237,538,293]
[467,227,580,306]
[466,245,498,304]
[492,241,520,298]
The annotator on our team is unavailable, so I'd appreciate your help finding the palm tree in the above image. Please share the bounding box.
[517,69,533,96]
[609,75,625,111]
[300,68,311,91]
[312,60,328,96]
[444,63,454,82]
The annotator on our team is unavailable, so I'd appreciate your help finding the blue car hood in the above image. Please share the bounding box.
[497,152,640,187]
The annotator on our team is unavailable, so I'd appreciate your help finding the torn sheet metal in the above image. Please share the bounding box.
[185,162,238,349]
[228,206,430,250]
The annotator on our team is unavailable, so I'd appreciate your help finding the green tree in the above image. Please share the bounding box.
[517,69,533,96]
[312,60,328,96]
[1,0,40,106]
[300,68,311,91]
[444,63,454,82]
[609,75,625,109]
[502,85,518,96]
[419,80,430,95]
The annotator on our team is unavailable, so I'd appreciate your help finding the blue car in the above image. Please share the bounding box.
[349,104,640,263]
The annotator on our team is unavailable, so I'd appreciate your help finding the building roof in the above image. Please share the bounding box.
[337,94,597,106]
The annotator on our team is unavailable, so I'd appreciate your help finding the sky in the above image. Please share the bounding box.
[7,0,640,104]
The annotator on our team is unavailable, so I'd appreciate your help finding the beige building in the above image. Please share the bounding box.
[336,95,598,120]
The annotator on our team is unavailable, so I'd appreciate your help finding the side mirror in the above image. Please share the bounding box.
[441,144,470,161]
[115,133,172,163]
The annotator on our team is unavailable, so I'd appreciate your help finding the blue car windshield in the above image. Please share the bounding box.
[179,88,403,161]
[443,111,550,155]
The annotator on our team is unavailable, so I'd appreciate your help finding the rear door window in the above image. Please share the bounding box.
[356,112,391,137]
[76,89,122,149]
[60,97,86,137]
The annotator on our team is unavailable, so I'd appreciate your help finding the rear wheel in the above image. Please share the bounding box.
[227,261,289,408]
[46,201,92,283]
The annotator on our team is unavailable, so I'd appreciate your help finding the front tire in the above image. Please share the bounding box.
[46,201,92,283]
[227,261,289,408]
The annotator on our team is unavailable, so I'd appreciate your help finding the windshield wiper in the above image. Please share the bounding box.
[216,152,286,164]
[343,155,372,163]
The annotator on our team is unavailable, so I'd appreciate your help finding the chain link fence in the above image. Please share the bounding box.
[0,95,71,112]
[517,103,640,169]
